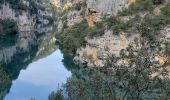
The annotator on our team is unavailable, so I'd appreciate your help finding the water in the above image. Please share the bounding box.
[4,49,71,100]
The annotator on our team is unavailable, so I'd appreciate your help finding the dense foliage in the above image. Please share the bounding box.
[49,90,64,100]
[0,0,4,6]
[165,42,170,56]
[51,41,170,100]
[57,20,104,54]
[161,1,170,17]
[0,68,11,93]
[115,0,170,41]
[119,0,165,16]
[0,19,18,36]
[0,19,18,48]
[137,14,170,41]
[138,1,170,41]
[53,1,170,100]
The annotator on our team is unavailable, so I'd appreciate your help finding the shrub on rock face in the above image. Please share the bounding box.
[152,0,165,5]
[49,90,64,100]
[75,3,81,11]
[119,0,165,16]
[161,2,170,17]
[0,19,18,36]
[165,42,170,56]
[58,20,89,54]
[0,19,18,48]
[119,0,154,16]
[0,68,11,93]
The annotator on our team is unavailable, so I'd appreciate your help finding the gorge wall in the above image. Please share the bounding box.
[56,0,170,71]
[56,0,130,30]
[0,0,55,64]
[56,0,137,65]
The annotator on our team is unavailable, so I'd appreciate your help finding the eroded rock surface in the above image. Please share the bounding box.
[74,30,140,67]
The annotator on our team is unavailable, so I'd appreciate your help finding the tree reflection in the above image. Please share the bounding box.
[0,44,38,99]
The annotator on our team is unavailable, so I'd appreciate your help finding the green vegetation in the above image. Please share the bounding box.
[105,16,140,34]
[98,12,170,41]
[57,20,88,53]
[0,40,38,98]
[74,3,82,11]
[51,42,170,100]
[53,0,170,99]
[64,65,170,99]
[88,21,105,37]
[28,0,46,15]
[117,0,170,41]
[165,42,170,56]
[28,0,38,15]
[119,0,153,16]
[153,0,165,5]
[0,0,4,7]
[137,1,170,41]
[57,0,170,54]
[5,0,27,11]
[0,19,18,48]
[74,1,86,11]
[161,1,170,17]
[0,18,18,36]
[66,77,91,100]
[119,0,165,16]
[37,15,54,25]
[137,14,170,41]
[0,68,11,93]
[49,90,64,100]
[1,44,38,79]
[57,20,104,54]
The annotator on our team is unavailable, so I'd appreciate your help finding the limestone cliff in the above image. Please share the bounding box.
[74,26,170,67]
[0,1,51,30]
[74,31,140,67]
[56,0,170,71]
[0,3,35,32]
[56,0,130,30]
[0,0,55,63]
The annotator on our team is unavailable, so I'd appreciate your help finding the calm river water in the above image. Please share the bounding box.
[5,49,71,100]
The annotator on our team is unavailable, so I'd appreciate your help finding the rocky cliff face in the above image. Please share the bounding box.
[56,0,130,30]
[74,26,170,67]
[0,31,36,63]
[0,3,35,32]
[56,0,137,65]
[0,0,54,31]
[0,0,55,63]
[55,0,137,27]
[74,31,140,67]
[56,0,170,71]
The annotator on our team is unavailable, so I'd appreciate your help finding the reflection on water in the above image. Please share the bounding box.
[5,49,71,100]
